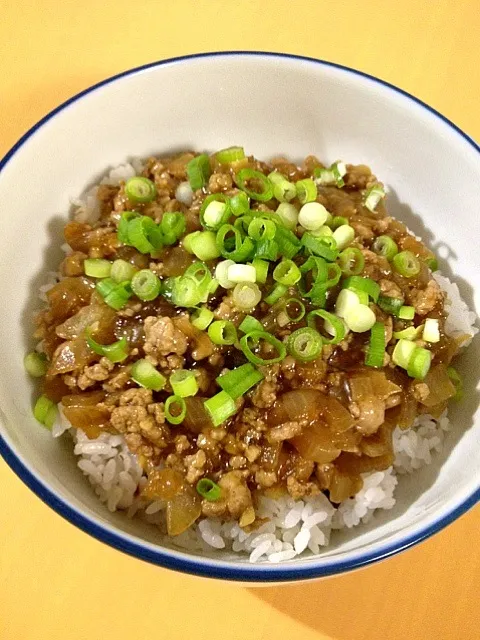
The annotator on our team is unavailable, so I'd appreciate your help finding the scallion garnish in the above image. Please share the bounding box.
[407,347,432,380]
[239,330,287,365]
[84,258,112,279]
[232,282,262,310]
[160,212,186,245]
[170,370,198,397]
[216,224,255,262]
[273,259,301,286]
[264,283,288,305]
[338,247,365,275]
[393,251,420,278]
[248,217,276,241]
[287,327,323,362]
[86,331,129,363]
[208,320,237,345]
[24,352,48,378]
[216,363,264,399]
[342,275,380,302]
[200,194,231,230]
[251,258,269,284]
[298,202,329,230]
[33,395,57,430]
[96,278,132,310]
[332,224,355,250]
[186,154,212,190]
[230,192,250,216]
[365,322,386,368]
[191,307,214,330]
[165,395,187,425]
[372,235,398,260]
[196,478,222,501]
[204,391,237,427]
[398,305,415,320]
[125,176,157,204]
[364,184,385,212]
[131,359,166,391]
[447,367,463,401]
[295,178,317,204]
[131,269,162,302]
[184,230,221,261]
[215,146,245,164]
[307,309,346,345]
[111,259,137,283]
[234,168,273,202]
[239,315,264,333]
[301,232,338,261]
[377,295,404,316]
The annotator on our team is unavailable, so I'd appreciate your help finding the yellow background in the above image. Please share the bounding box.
[1,1,479,639]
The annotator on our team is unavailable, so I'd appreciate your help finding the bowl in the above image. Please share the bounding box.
[0,52,479,583]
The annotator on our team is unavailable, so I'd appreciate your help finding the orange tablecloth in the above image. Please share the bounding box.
[1,2,479,638]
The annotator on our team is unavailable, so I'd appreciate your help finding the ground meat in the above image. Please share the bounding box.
[255,470,277,488]
[102,368,131,392]
[143,316,188,360]
[119,388,152,406]
[408,278,443,315]
[218,471,253,519]
[110,405,167,448]
[208,172,233,193]
[286,476,320,500]
[77,358,114,390]
[184,450,207,483]
[412,382,430,402]
[379,278,403,299]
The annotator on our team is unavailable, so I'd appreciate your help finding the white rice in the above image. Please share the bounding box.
[46,161,478,562]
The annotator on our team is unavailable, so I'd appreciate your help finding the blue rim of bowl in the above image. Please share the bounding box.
[0,51,479,582]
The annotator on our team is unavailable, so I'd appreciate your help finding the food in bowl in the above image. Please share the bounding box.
[27,147,476,563]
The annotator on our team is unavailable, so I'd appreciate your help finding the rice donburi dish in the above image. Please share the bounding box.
[27,148,477,562]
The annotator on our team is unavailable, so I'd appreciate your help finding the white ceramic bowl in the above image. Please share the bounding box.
[0,52,479,583]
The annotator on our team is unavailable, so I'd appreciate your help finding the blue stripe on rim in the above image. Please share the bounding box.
[0,52,479,582]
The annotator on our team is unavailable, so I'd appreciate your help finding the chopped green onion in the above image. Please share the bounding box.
[378,295,404,316]
[191,307,214,330]
[84,259,112,279]
[251,258,269,284]
[307,283,327,307]
[313,161,347,188]
[216,363,264,399]
[239,330,287,365]
[338,247,365,275]
[399,305,415,320]
[165,395,187,425]
[393,325,424,340]
[423,318,440,343]
[330,216,348,230]
[276,203,298,230]
[208,320,237,345]
[131,269,161,302]
[186,154,212,190]
[426,255,438,272]
[283,298,306,323]
[131,359,166,391]
[117,211,139,244]
[254,238,279,261]
[196,478,222,501]
[168,275,205,307]
[447,366,463,401]
[24,352,48,377]
[298,202,329,231]
[365,322,386,368]
[248,217,276,241]
[227,263,256,283]
[307,310,346,344]
[170,370,198,397]
[325,263,342,288]
[392,339,417,369]
[204,391,237,427]
[234,168,273,202]
[372,235,398,260]
[200,194,231,230]
[273,259,301,286]
[268,171,296,203]
[344,304,377,333]
[86,331,128,363]
[301,232,338,261]
[311,225,333,238]
[215,259,235,289]
[364,184,385,212]
[264,283,288,305]
[125,177,157,204]
[185,230,221,261]
[216,146,245,164]
[96,278,132,310]
[274,226,301,259]
[287,327,323,362]
[343,275,380,302]
[230,192,250,216]
[393,251,420,278]
[335,288,362,319]
[111,259,137,283]
[407,347,432,379]
[332,224,355,250]
[125,215,163,255]
[239,315,264,333]
[33,395,57,429]
[233,282,262,310]
[160,212,186,245]
[216,224,255,262]
[295,178,317,204]
[331,161,347,187]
